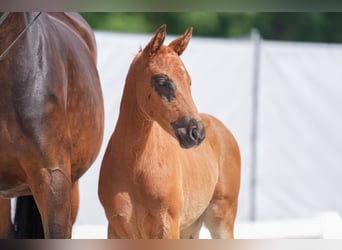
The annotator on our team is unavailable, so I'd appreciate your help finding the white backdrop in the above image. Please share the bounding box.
[74,30,342,228]
[257,41,342,220]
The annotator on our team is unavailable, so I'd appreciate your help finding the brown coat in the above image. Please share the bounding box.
[99,25,240,239]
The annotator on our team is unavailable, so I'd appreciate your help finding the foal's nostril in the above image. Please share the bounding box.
[171,116,206,148]
[189,125,199,141]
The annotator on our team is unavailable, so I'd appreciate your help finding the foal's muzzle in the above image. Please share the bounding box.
[171,116,206,148]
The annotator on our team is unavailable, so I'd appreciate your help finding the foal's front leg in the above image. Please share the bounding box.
[141,209,181,239]
[204,198,238,239]
[106,192,181,239]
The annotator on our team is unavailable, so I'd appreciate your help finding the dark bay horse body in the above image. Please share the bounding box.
[99,25,240,239]
[0,12,104,238]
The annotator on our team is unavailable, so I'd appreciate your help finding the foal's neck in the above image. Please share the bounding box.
[115,73,155,147]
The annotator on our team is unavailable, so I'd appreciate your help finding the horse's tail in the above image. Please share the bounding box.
[13,195,44,238]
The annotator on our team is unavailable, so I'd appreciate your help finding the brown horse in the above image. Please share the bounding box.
[99,25,240,239]
[0,12,104,238]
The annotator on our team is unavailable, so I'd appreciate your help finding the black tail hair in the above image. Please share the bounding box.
[14,195,44,238]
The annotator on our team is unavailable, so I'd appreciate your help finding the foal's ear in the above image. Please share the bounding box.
[144,24,166,57]
[168,27,193,56]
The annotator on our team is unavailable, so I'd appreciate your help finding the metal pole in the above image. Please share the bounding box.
[250,28,261,221]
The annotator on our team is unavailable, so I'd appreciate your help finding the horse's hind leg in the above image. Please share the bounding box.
[0,198,13,238]
[29,167,72,238]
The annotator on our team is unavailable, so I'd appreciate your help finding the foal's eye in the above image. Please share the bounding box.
[154,74,172,89]
[157,78,167,87]
[151,73,176,103]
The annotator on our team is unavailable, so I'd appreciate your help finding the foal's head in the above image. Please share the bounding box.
[130,24,206,148]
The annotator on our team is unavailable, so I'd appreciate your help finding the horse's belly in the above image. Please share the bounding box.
[0,168,30,198]
[0,184,30,198]
[0,148,30,198]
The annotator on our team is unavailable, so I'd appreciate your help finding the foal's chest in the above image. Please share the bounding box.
[179,147,219,227]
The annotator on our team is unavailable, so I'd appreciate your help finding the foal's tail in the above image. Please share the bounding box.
[13,196,44,238]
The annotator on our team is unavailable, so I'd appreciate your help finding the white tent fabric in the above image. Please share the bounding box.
[257,41,342,220]
[74,31,342,228]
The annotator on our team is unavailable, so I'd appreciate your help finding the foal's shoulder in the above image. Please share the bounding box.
[199,113,235,140]
[199,113,224,127]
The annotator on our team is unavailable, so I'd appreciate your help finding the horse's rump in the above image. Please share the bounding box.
[0,12,104,238]
[46,12,97,61]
